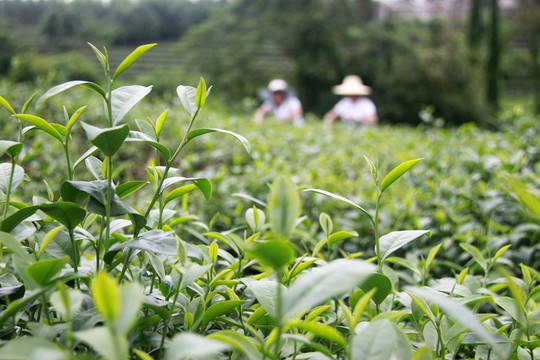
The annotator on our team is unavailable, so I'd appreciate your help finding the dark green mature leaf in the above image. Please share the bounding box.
[242,278,284,319]
[176,85,198,116]
[186,128,250,154]
[0,206,38,233]
[248,239,294,269]
[27,256,70,286]
[110,85,153,124]
[81,123,130,157]
[202,300,245,328]
[127,131,171,160]
[303,188,373,222]
[0,95,15,114]
[113,43,156,80]
[13,114,63,143]
[268,176,301,236]
[165,333,230,360]
[282,259,375,319]
[0,141,22,158]
[39,202,86,231]
[380,158,423,194]
[108,230,177,256]
[379,230,431,262]
[38,80,106,104]
[0,337,69,360]
[360,273,393,305]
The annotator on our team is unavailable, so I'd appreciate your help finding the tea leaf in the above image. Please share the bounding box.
[126,131,171,160]
[155,109,169,138]
[202,300,245,328]
[328,230,358,247]
[379,230,431,262]
[114,282,143,335]
[67,105,88,131]
[165,333,230,360]
[116,181,148,199]
[195,77,207,109]
[380,158,423,194]
[303,188,373,222]
[186,128,251,154]
[113,43,156,80]
[319,212,333,236]
[247,239,294,269]
[13,114,63,143]
[245,207,266,233]
[39,202,86,231]
[268,176,301,236]
[81,122,130,157]
[0,141,22,158]
[27,256,70,286]
[75,327,129,360]
[360,273,393,305]
[92,272,120,323]
[110,85,153,124]
[0,95,15,114]
[164,184,197,205]
[38,80,106,104]
[21,92,38,114]
[242,278,284,319]
[459,243,487,270]
[87,43,108,73]
[282,259,375,319]
[73,146,99,171]
[351,319,396,360]
[0,163,25,195]
[208,330,262,360]
[177,85,198,116]
[0,337,68,360]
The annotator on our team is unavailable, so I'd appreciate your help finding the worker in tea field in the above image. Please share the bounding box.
[255,79,304,126]
[323,75,378,126]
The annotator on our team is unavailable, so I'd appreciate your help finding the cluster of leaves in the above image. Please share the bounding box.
[0,43,539,360]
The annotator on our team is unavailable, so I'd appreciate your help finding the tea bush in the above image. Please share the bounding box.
[0,44,539,360]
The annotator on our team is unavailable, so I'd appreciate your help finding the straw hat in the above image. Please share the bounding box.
[332,75,372,96]
[268,79,288,92]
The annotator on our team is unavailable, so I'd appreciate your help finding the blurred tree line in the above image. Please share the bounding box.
[1,0,539,124]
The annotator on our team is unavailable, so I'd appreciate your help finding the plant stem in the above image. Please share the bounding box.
[374,193,382,274]
[64,141,73,181]
[68,229,80,289]
[158,278,182,360]
[274,270,284,359]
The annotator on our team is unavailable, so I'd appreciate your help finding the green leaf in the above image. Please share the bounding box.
[75,326,129,360]
[73,146,99,171]
[493,244,511,262]
[39,202,86,231]
[160,176,211,201]
[21,92,38,114]
[351,319,396,360]
[245,207,266,233]
[50,286,84,320]
[165,333,230,360]
[0,205,38,233]
[114,282,143,335]
[92,272,120,323]
[282,259,375,319]
[85,156,104,180]
[0,95,15,114]
[380,158,423,194]
[0,231,32,262]
[494,296,527,326]
[186,128,251,154]
[242,278,284,319]
[155,109,169,138]
[207,330,262,360]
[27,256,70,286]
[164,184,197,205]
[67,105,88,131]
[113,43,156,80]
[379,230,431,262]
[0,141,23,158]
[268,176,301,236]
[248,239,294,269]
[110,85,153,124]
[319,212,333,236]
[328,230,358,247]
[177,85,197,116]
[38,80,106,104]
[12,114,63,143]
[0,337,69,360]
[38,225,63,256]
[195,77,207,109]
[303,188,373,222]
[202,300,245,328]
[0,163,24,194]
[81,122,130,157]
[87,42,108,73]
[289,320,347,347]
[116,181,148,199]
[459,243,487,270]
[360,273,393,305]
[410,287,498,348]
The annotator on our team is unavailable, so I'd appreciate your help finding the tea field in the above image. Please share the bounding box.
[0,45,538,360]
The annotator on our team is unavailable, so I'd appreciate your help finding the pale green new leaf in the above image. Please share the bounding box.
[165,333,230,360]
[201,300,245,328]
[155,108,169,138]
[110,85,153,124]
[351,319,396,360]
[268,176,301,236]
[0,95,15,114]
[113,43,156,80]
[12,114,63,143]
[186,128,250,154]
[0,337,69,360]
[303,188,373,222]
[379,230,431,262]
[75,327,129,360]
[380,158,423,194]
[242,278,284,319]
[0,163,25,193]
[207,330,262,360]
[92,272,120,323]
[38,80,106,104]
[195,77,207,109]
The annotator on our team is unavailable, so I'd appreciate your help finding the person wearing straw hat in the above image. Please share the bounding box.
[324,75,378,126]
[255,79,304,126]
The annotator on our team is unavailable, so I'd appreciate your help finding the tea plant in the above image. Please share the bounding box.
[0,42,538,360]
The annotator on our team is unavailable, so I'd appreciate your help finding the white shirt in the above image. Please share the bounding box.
[261,96,302,122]
[333,97,377,124]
